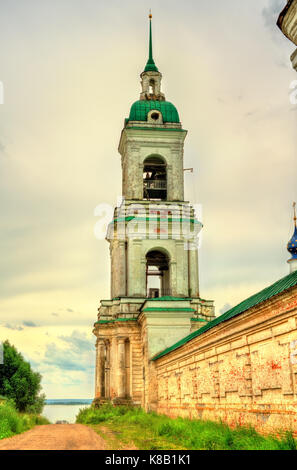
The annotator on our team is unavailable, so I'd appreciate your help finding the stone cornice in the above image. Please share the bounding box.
[118,127,187,155]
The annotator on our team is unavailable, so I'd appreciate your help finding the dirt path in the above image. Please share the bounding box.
[0,424,109,450]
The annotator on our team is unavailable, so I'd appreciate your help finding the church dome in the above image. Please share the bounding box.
[128,100,180,123]
[287,225,297,259]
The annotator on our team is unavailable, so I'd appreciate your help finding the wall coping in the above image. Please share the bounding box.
[152,271,297,361]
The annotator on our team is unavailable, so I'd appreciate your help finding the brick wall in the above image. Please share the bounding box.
[151,286,297,435]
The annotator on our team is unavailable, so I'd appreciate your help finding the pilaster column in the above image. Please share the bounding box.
[110,243,114,299]
[129,145,141,199]
[170,260,177,296]
[178,151,184,201]
[167,164,173,200]
[105,341,111,398]
[138,162,144,200]
[176,240,188,296]
[189,244,199,297]
[109,337,117,399]
[129,240,146,296]
[118,241,127,297]
[117,338,126,398]
[169,150,184,201]
[140,258,147,297]
[95,339,106,398]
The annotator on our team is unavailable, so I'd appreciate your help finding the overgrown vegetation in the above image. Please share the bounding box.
[0,340,45,413]
[76,404,297,450]
[0,399,49,440]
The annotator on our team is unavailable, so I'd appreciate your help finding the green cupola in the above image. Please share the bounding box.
[128,100,180,123]
[125,13,181,126]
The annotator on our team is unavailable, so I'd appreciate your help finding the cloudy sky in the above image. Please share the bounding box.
[0,0,296,398]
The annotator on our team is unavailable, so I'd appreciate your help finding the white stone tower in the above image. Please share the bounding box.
[93,14,215,408]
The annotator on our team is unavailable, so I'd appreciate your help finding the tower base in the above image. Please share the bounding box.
[92,397,136,409]
[92,397,111,408]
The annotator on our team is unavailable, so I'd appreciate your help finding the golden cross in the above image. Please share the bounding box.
[293,202,297,227]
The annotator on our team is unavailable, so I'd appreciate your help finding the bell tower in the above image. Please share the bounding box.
[93,14,215,408]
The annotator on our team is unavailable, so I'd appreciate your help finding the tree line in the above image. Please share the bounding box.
[0,340,45,413]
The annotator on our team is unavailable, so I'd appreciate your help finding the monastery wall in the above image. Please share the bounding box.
[150,286,297,435]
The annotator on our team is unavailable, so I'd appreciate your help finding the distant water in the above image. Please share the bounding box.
[43,399,92,424]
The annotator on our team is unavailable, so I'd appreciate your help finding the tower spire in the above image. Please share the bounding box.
[144,11,159,73]
[293,201,297,228]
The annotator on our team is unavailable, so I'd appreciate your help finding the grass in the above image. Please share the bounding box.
[0,400,50,440]
[76,404,297,450]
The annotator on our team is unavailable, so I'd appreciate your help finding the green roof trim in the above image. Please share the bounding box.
[128,101,180,123]
[111,216,135,223]
[95,318,137,325]
[126,127,186,132]
[148,296,191,301]
[142,307,195,312]
[152,270,297,361]
[191,318,208,322]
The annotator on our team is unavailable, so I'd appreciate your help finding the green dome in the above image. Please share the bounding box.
[128,100,180,123]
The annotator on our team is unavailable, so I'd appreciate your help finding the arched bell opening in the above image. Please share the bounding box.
[146,249,171,298]
[149,79,155,96]
[143,155,167,201]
